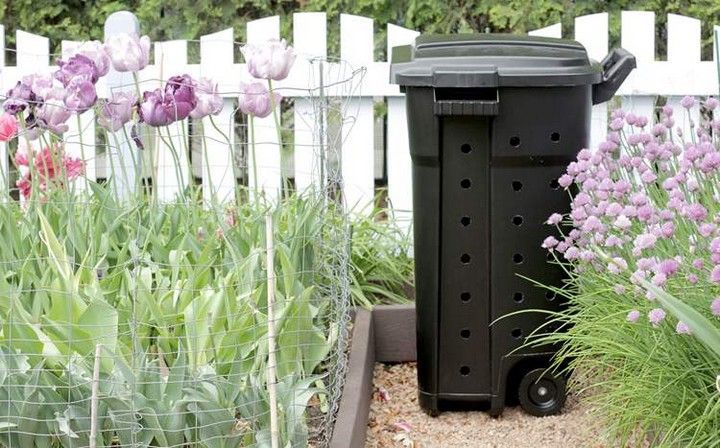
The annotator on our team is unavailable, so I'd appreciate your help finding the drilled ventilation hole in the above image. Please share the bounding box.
[460,216,471,227]
[460,366,471,376]
[551,132,561,142]
[460,292,471,302]
[460,253,471,264]
[512,215,523,226]
[512,180,523,191]
[460,178,472,189]
[513,253,524,264]
[460,329,471,339]
[546,291,556,301]
[461,143,473,154]
[511,328,523,339]
[550,178,560,190]
[510,136,521,148]
[513,292,525,303]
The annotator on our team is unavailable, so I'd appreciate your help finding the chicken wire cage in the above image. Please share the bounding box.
[0,38,365,447]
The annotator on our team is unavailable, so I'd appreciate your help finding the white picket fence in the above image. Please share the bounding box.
[0,11,719,226]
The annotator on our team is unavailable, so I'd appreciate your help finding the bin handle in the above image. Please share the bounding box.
[592,48,636,105]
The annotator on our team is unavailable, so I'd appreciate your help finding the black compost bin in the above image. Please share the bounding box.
[390,34,634,417]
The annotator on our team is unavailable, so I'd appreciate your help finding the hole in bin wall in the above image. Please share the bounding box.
[511,328,523,339]
[460,253,471,264]
[513,292,525,303]
[551,132,561,142]
[546,291,556,301]
[460,179,472,189]
[461,144,472,154]
[549,178,560,190]
[509,136,521,148]
[512,215,523,226]
[460,216,471,227]
[460,329,471,339]
[460,366,471,376]
[512,181,523,191]
[513,253,524,264]
[461,292,471,302]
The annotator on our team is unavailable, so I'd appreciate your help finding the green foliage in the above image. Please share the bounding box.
[4,1,720,62]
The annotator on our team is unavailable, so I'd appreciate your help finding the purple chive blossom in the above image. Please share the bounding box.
[607,257,628,274]
[634,233,657,252]
[692,258,704,269]
[687,273,699,284]
[614,215,632,230]
[614,284,626,295]
[711,298,720,316]
[648,308,666,326]
[626,310,640,323]
[54,54,99,86]
[676,321,691,335]
[542,236,559,249]
[680,96,695,109]
[98,91,137,132]
[546,213,563,225]
[685,203,708,222]
[705,97,719,110]
[610,117,624,131]
[558,174,574,188]
[656,259,680,277]
[711,266,720,283]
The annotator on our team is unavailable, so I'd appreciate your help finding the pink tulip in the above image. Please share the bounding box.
[105,33,151,72]
[190,77,223,119]
[238,82,281,118]
[0,113,18,142]
[241,39,296,81]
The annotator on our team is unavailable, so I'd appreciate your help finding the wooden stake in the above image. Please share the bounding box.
[89,343,102,448]
[265,212,280,448]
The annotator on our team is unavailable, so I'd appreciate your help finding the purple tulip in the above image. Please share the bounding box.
[98,91,137,132]
[164,75,197,119]
[238,82,281,118]
[64,40,110,77]
[54,54,99,86]
[35,98,71,136]
[190,77,223,119]
[241,39,296,81]
[64,77,97,113]
[105,33,151,72]
[3,80,35,114]
[139,89,173,127]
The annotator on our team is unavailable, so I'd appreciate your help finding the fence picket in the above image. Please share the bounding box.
[0,25,7,198]
[293,12,327,194]
[386,24,419,230]
[246,16,282,201]
[621,11,656,121]
[576,13,609,151]
[153,40,190,201]
[666,14,702,138]
[61,41,97,189]
[200,28,236,205]
[528,23,561,38]
[104,11,140,200]
[340,14,375,214]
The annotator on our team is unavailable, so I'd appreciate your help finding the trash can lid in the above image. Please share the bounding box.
[390,34,602,88]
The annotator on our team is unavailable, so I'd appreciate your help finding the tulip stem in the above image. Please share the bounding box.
[207,115,237,205]
[250,115,260,204]
[268,80,284,195]
[158,126,186,201]
[76,114,88,192]
[110,131,133,201]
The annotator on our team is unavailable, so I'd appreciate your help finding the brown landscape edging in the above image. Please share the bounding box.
[329,304,417,448]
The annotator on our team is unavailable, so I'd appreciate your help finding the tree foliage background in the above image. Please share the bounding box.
[2,0,720,61]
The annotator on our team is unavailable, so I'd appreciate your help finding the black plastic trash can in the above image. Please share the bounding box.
[390,35,634,417]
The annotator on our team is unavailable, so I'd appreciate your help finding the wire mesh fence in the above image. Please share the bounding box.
[0,29,360,446]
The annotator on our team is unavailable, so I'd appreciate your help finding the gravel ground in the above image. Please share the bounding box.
[366,363,608,448]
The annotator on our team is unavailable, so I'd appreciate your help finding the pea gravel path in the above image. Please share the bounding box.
[366,363,608,448]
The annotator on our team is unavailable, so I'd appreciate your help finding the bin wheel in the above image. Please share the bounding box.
[518,368,566,417]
